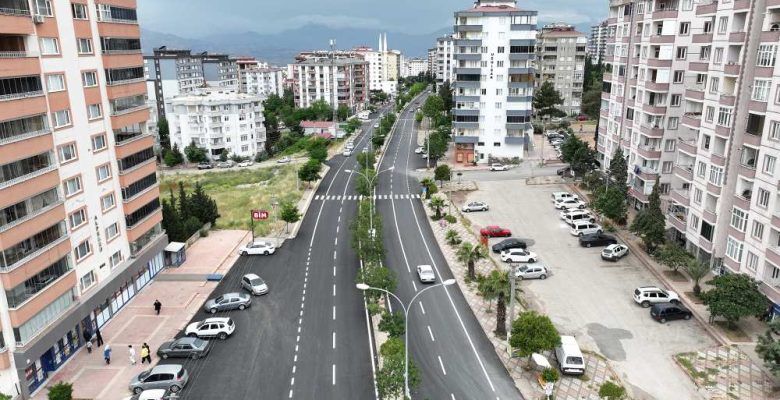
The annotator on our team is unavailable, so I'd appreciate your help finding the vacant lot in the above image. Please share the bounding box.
[160,165,302,236]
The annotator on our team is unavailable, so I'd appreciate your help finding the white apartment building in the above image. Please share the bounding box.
[289,57,369,111]
[588,20,610,63]
[435,35,456,86]
[404,58,429,78]
[166,90,266,160]
[602,0,780,315]
[354,34,399,95]
[452,0,537,164]
[241,67,285,99]
[536,23,587,115]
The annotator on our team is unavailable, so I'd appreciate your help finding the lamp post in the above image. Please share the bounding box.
[345,166,394,239]
[356,279,456,398]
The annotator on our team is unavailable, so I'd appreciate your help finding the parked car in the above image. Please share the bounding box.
[373,123,380,129]
[156,337,210,360]
[203,292,251,314]
[556,166,572,176]
[578,232,618,247]
[216,161,233,169]
[514,264,549,280]
[555,336,585,375]
[130,389,172,400]
[555,198,587,210]
[196,162,213,170]
[576,114,589,121]
[237,160,254,167]
[414,147,424,154]
[560,209,594,225]
[489,163,508,171]
[491,238,527,253]
[416,265,436,283]
[650,303,693,323]
[238,241,276,256]
[277,156,291,164]
[480,225,512,238]
[129,365,188,395]
[601,244,629,261]
[343,149,352,156]
[241,273,269,296]
[185,317,235,339]
[462,201,489,212]
[633,286,680,308]
[501,248,538,263]
[551,192,578,203]
[570,222,602,237]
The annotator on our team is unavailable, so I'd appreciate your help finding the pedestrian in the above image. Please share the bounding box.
[95,328,104,347]
[154,299,162,315]
[141,343,151,364]
[82,327,91,344]
[128,345,137,365]
[103,345,112,365]
[85,340,92,354]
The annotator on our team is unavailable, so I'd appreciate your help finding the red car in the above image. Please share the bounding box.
[480,226,512,238]
[576,114,589,121]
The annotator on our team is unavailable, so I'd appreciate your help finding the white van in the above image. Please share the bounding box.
[570,222,602,236]
[562,210,595,226]
[555,336,585,375]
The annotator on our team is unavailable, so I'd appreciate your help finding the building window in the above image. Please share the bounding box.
[704,106,715,123]
[709,77,719,94]
[714,47,724,64]
[709,166,723,186]
[74,239,92,262]
[694,188,703,204]
[58,143,77,163]
[697,161,707,178]
[35,0,53,16]
[730,207,748,232]
[87,104,102,120]
[753,79,771,102]
[63,176,82,197]
[757,44,778,67]
[92,134,106,151]
[662,161,673,173]
[700,46,711,61]
[72,3,88,19]
[46,74,65,92]
[764,155,777,176]
[770,121,780,140]
[676,47,687,59]
[96,164,111,182]
[40,38,59,55]
[717,107,732,127]
[745,251,759,272]
[673,70,684,83]
[68,208,87,230]
[82,71,98,87]
[757,187,771,208]
[101,193,116,211]
[725,236,744,262]
[110,251,123,268]
[670,94,681,107]
[79,270,96,291]
[105,222,120,241]
[679,22,690,35]
[752,221,765,240]
[718,16,729,34]
[53,110,71,128]
[664,139,676,152]
[667,117,678,130]
[77,38,93,54]
[689,214,700,230]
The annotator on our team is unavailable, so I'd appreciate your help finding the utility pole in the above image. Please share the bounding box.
[330,39,338,137]
[507,262,518,355]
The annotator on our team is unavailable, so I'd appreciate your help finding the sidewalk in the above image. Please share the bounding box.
[32,230,249,400]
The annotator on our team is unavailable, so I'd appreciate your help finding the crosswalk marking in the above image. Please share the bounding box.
[314,193,423,202]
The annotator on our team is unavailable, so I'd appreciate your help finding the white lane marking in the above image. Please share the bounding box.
[438,355,447,375]
[293,365,296,374]
[336,225,339,234]
[333,284,336,297]
[332,331,336,349]
[451,394,456,400]
[411,280,418,292]
[332,364,336,385]
[419,302,426,315]
[334,237,338,246]
[428,325,435,342]
[289,390,293,398]
[291,377,294,386]
[333,306,336,320]
[333,250,337,260]
[333,265,336,276]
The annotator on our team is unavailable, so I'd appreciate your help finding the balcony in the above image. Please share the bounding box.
[647,58,672,68]
[0,51,39,78]
[634,165,659,181]
[724,63,741,76]
[729,31,747,43]
[640,124,665,138]
[707,182,722,196]
[703,208,718,224]
[685,87,705,101]
[689,62,708,72]
[696,1,717,15]
[0,4,33,35]
[678,139,697,156]
[454,24,482,32]
[692,33,714,43]
[629,187,649,203]
[669,212,687,232]
[652,8,679,19]
[671,189,690,206]
[649,35,675,44]
[637,145,662,159]
[682,113,701,128]
[711,152,726,166]
[720,94,736,107]
[738,162,757,179]
[644,80,669,91]
[674,164,694,181]
[734,192,751,210]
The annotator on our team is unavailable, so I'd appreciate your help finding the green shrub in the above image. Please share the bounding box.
[541,367,560,383]
[444,215,457,224]
[598,381,626,399]
[47,382,73,400]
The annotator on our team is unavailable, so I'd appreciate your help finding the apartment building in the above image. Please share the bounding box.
[353,34,401,95]
[435,35,456,86]
[602,0,780,314]
[403,58,429,78]
[0,0,167,396]
[536,23,587,115]
[289,56,368,111]
[451,0,537,164]
[427,47,437,77]
[143,47,205,119]
[166,89,266,159]
[240,66,284,99]
[201,53,238,89]
[588,19,610,63]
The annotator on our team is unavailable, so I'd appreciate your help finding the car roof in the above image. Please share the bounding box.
[202,317,230,324]
[605,244,621,249]
[652,302,687,311]
[243,273,260,280]
[220,292,242,297]
[418,265,433,271]
[150,364,183,374]
[175,337,199,345]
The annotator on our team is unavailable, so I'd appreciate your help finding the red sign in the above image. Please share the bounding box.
[252,210,269,220]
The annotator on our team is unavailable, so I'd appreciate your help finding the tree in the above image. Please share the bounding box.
[420,178,438,199]
[189,181,220,225]
[279,202,301,233]
[533,81,565,119]
[422,95,444,120]
[434,165,451,187]
[177,182,190,220]
[355,169,377,197]
[157,119,170,150]
[685,258,710,296]
[478,270,513,337]
[163,143,184,167]
[570,144,598,176]
[456,242,486,280]
[438,80,453,113]
[378,312,405,338]
[581,83,601,120]
[608,147,628,189]
[445,229,462,246]
[701,273,768,327]
[218,149,229,162]
[429,196,446,219]
[356,152,376,171]
[357,267,396,302]
[598,381,627,400]
[47,382,73,400]
[592,186,627,223]
[162,198,185,242]
[307,138,329,163]
[509,311,561,358]
[336,104,351,121]
[298,159,322,187]
[630,181,666,252]
[310,99,333,121]
[756,319,780,376]
[376,338,419,399]
[653,243,691,273]
[0,393,11,400]
[184,141,208,163]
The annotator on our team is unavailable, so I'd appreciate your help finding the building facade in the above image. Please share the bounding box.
[353,34,400,95]
[240,67,285,99]
[601,0,780,313]
[166,89,266,160]
[201,53,238,89]
[403,58,429,78]
[435,35,456,86]
[452,0,537,164]
[0,0,167,396]
[427,47,437,77]
[536,23,587,115]
[143,47,205,119]
[289,57,368,111]
[588,19,610,63]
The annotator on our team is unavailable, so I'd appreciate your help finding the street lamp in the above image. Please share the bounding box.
[345,167,395,239]
[356,279,456,398]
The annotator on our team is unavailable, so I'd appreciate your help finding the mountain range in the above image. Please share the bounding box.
[141,21,593,66]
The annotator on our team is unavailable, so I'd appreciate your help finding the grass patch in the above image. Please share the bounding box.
[161,165,304,237]
[713,321,752,342]
[662,270,689,282]
[676,354,706,379]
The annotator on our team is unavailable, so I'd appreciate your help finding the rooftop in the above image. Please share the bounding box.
[167,89,264,104]
[301,121,335,129]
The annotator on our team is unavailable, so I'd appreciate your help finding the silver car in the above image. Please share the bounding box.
[129,364,188,395]
[462,201,489,213]
[241,273,269,295]
[203,292,251,314]
[156,337,210,360]
[515,264,550,280]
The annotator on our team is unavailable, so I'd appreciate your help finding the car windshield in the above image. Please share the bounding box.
[138,371,150,380]
[566,356,584,365]
[214,296,224,303]
[192,338,205,347]
[250,278,265,286]
[517,266,529,272]
[227,319,234,326]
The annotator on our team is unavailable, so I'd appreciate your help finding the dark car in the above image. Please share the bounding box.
[578,232,618,248]
[480,225,512,238]
[197,162,213,170]
[557,166,571,176]
[492,238,528,253]
[157,337,210,360]
[650,303,693,323]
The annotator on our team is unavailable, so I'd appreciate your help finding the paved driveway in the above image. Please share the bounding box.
[460,180,714,400]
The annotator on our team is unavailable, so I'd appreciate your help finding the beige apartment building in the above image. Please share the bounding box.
[536,23,587,115]
[0,0,166,396]
[602,0,780,315]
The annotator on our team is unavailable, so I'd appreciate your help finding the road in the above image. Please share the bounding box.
[157,114,384,399]
[372,95,522,399]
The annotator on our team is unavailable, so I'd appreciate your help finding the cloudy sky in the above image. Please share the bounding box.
[137,0,606,37]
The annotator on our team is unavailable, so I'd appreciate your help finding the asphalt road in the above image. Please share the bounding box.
[373,97,522,399]
[156,113,386,399]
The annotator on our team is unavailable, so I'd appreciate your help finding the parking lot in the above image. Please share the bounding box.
[460,180,714,399]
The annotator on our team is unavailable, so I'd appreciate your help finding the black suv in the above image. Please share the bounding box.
[578,232,618,248]
[650,303,692,323]
[491,238,527,253]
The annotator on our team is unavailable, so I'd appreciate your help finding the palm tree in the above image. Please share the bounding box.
[445,229,462,246]
[478,270,514,338]
[456,242,485,280]
[684,258,710,296]
[430,196,446,219]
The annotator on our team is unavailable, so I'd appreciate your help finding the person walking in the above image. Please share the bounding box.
[153,300,162,315]
[141,343,151,364]
[95,328,104,347]
[128,345,137,365]
[103,345,112,365]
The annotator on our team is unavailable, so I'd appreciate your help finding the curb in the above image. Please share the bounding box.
[213,230,252,274]
[289,164,331,239]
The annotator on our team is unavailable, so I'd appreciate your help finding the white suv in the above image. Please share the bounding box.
[570,222,602,236]
[500,248,538,263]
[633,287,680,308]
[490,163,508,171]
[238,241,276,256]
[185,317,235,340]
[551,192,578,203]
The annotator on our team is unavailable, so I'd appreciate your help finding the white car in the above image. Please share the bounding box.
[276,156,291,164]
[601,244,629,261]
[185,317,235,340]
[238,241,276,256]
[551,192,578,203]
[416,265,436,283]
[490,163,508,171]
[414,147,424,154]
[633,286,680,308]
[462,201,489,212]
[135,389,168,400]
[559,208,591,220]
[515,264,549,280]
[373,123,380,129]
[343,149,352,156]
[237,161,254,167]
[570,222,602,236]
[555,198,587,210]
[500,248,538,263]
[241,273,269,295]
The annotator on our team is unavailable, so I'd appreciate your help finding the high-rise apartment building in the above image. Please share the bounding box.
[602,0,780,311]
[240,66,285,99]
[0,0,167,396]
[452,0,537,164]
[427,47,437,77]
[353,34,401,95]
[588,19,610,63]
[536,23,587,115]
[403,58,429,78]
[435,35,456,86]
[143,47,205,119]
[201,53,238,89]
[289,56,368,111]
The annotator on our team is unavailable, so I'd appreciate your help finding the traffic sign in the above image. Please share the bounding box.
[252,210,269,220]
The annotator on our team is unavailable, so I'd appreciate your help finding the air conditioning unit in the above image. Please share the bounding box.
[33,14,45,24]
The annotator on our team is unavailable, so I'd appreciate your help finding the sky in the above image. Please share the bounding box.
[137,0,606,38]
